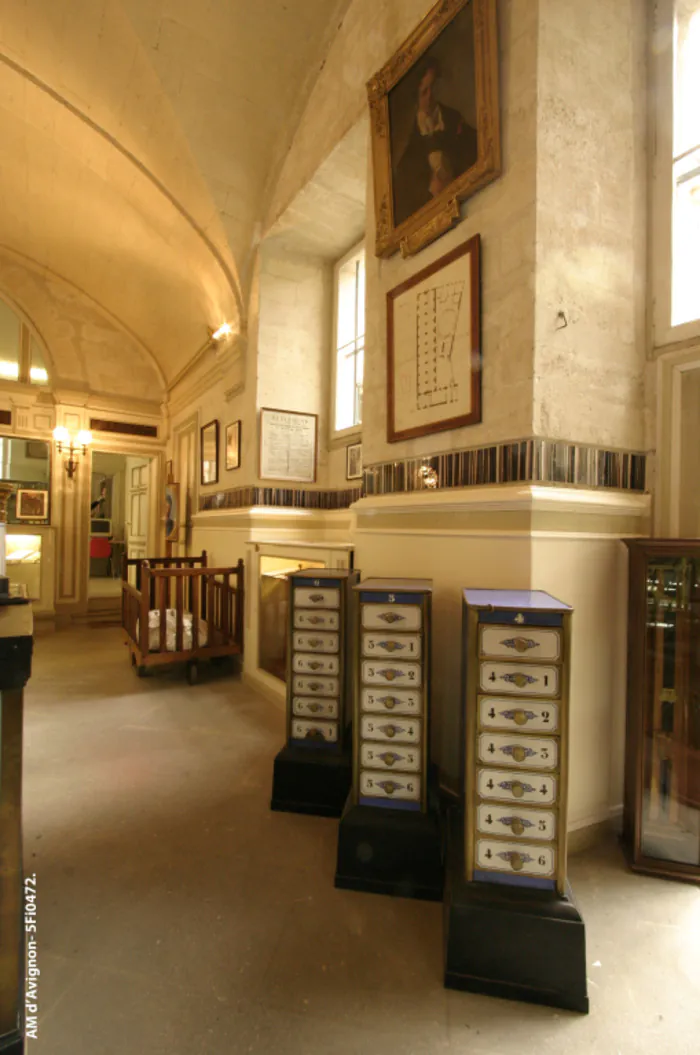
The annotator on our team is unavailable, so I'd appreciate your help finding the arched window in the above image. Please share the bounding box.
[0,297,49,386]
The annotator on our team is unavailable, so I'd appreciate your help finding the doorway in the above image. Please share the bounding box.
[88,451,154,598]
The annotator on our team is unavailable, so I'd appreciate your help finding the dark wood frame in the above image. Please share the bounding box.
[14,487,49,522]
[623,538,700,884]
[346,442,362,480]
[121,550,245,678]
[386,234,481,443]
[367,0,500,258]
[258,407,318,484]
[200,419,219,486]
[225,420,242,471]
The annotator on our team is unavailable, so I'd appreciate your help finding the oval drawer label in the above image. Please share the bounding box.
[476,839,556,877]
[477,768,557,805]
[362,632,421,659]
[291,719,338,743]
[361,605,422,631]
[292,696,338,719]
[476,804,557,841]
[360,770,421,801]
[362,660,422,687]
[360,743,421,772]
[292,631,339,653]
[478,697,559,733]
[479,626,561,661]
[293,610,340,630]
[477,733,558,770]
[479,662,559,697]
[292,675,339,696]
[292,653,340,675]
[361,688,422,715]
[361,715,421,744]
[294,588,340,609]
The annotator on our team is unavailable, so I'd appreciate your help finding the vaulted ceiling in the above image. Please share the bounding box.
[0,0,350,396]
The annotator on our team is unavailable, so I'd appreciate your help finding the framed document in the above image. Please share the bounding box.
[387,234,481,443]
[225,420,241,471]
[200,420,219,485]
[346,443,363,480]
[259,408,318,483]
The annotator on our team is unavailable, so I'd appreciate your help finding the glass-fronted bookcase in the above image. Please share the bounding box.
[623,540,700,882]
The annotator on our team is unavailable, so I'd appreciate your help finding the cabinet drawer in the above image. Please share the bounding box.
[361,604,422,631]
[480,626,561,661]
[361,687,422,716]
[361,660,422,688]
[292,675,339,697]
[293,610,340,630]
[360,770,421,802]
[362,632,421,659]
[360,742,421,772]
[360,715,421,744]
[479,662,559,697]
[292,631,339,654]
[294,587,340,609]
[293,653,340,675]
[479,696,559,734]
[290,719,338,743]
[292,696,338,719]
[477,768,557,805]
[475,838,556,878]
[476,803,557,841]
[477,733,558,771]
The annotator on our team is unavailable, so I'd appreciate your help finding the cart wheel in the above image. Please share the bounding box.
[136,665,147,678]
[187,662,199,685]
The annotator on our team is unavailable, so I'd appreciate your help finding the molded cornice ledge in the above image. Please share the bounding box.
[354,485,651,519]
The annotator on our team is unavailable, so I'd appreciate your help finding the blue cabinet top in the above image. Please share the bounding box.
[463,589,571,612]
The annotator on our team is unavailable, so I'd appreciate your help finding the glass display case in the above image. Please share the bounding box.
[623,540,700,882]
[5,534,42,601]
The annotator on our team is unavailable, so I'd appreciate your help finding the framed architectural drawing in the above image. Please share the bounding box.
[15,489,48,521]
[346,443,363,480]
[387,234,481,442]
[259,408,318,484]
[164,483,179,542]
[200,420,219,485]
[367,0,500,258]
[225,420,241,471]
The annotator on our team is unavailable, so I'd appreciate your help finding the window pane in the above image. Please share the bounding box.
[337,259,358,349]
[29,337,48,385]
[336,348,357,432]
[356,254,366,339]
[672,146,700,326]
[675,7,700,158]
[0,300,20,381]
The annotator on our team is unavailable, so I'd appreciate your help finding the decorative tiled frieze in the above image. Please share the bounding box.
[199,486,361,512]
[363,439,646,497]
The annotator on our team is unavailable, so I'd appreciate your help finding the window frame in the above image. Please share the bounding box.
[329,239,365,445]
[651,0,700,348]
[0,293,51,388]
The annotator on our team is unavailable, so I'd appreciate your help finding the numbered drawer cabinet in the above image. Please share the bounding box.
[353,578,432,812]
[463,589,572,895]
[285,569,360,752]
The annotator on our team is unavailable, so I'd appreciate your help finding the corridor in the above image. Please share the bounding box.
[23,625,700,1054]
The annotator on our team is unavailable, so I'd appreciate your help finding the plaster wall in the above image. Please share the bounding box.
[532,0,648,450]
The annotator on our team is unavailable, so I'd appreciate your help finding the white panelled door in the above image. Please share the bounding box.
[126,457,150,562]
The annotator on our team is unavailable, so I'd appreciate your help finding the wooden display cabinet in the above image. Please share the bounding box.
[623,540,700,883]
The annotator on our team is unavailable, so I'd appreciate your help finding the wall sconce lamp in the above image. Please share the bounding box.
[53,426,92,478]
[209,322,233,343]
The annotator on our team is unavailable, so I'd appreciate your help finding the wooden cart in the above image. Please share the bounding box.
[121,551,244,684]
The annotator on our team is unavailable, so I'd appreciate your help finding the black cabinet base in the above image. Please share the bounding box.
[444,848,589,1013]
[335,799,444,901]
[270,745,352,818]
[0,1029,24,1054]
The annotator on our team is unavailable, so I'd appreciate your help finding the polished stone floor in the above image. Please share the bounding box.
[24,626,700,1054]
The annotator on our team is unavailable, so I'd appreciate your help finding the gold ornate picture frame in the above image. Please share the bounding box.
[367,0,500,259]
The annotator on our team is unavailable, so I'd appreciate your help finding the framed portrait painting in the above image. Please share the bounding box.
[164,483,179,543]
[225,420,241,471]
[200,420,219,486]
[367,0,500,258]
[346,443,363,481]
[15,488,49,521]
[387,234,481,442]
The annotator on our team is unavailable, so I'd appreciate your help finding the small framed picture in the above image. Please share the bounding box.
[16,488,49,521]
[164,482,179,542]
[225,420,241,471]
[346,442,363,480]
[200,419,219,485]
